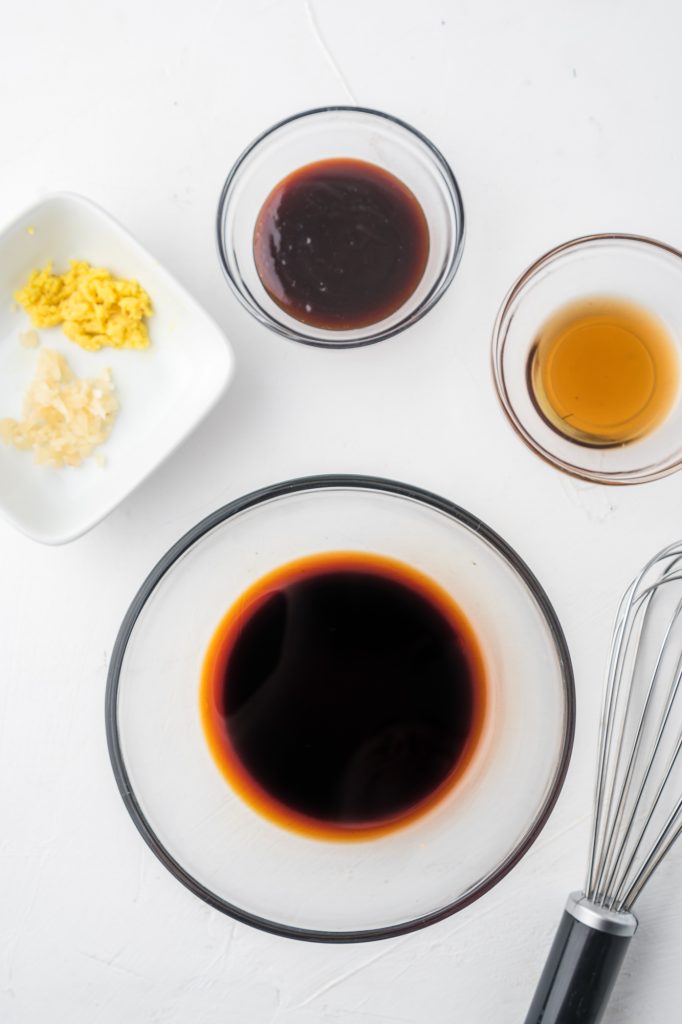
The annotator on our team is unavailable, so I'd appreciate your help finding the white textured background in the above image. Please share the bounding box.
[2,1,682,1021]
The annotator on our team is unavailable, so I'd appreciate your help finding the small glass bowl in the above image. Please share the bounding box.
[216,107,465,348]
[492,234,682,485]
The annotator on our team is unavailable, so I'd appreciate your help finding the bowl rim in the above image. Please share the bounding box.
[215,105,466,349]
[106,474,575,943]
[491,232,682,485]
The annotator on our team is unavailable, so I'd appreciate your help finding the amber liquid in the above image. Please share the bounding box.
[253,158,430,330]
[200,552,487,841]
[528,296,679,447]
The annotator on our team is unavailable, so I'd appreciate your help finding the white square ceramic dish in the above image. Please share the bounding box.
[0,193,234,544]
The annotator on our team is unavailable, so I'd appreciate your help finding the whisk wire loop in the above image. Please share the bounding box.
[585,542,682,913]
[599,601,682,904]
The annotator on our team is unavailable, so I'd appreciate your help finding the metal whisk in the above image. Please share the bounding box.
[525,540,682,1024]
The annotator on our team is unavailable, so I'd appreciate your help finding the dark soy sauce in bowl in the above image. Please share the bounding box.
[253,159,430,331]
[200,552,487,840]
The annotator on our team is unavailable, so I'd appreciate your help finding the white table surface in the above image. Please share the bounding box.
[2,1,682,1021]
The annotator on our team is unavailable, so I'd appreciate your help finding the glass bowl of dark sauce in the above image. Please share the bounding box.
[217,107,465,347]
[106,476,574,941]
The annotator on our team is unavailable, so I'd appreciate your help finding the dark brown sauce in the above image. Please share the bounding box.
[253,158,430,330]
[200,552,487,841]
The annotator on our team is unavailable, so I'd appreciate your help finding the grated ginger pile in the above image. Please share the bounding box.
[15,260,152,352]
[0,349,118,467]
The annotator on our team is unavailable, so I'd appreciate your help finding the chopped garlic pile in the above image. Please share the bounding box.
[0,349,118,467]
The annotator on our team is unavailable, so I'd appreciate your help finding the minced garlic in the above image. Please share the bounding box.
[0,349,118,467]
[15,260,152,352]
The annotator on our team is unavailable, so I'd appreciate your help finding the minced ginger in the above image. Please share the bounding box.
[0,349,118,467]
[15,260,152,352]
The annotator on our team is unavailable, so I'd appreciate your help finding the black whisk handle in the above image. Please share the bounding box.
[523,893,638,1024]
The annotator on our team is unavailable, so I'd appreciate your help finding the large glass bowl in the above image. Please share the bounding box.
[106,476,574,942]
[216,107,465,348]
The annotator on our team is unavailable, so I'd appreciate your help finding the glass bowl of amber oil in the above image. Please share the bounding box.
[217,107,465,348]
[492,234,682,484]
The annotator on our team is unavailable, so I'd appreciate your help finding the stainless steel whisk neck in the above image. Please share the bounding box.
[566,892,638,938]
